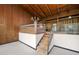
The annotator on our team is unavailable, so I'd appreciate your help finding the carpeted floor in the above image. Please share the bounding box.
[0,41,36,55]
[49,46,79,55]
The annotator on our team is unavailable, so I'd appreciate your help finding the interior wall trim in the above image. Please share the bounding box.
[47,46,54,55]
[36,33,45,48]
[54,45,79,54]
[19,41,36,50]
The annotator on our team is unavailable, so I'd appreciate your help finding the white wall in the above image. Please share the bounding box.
[53,34,79,51]
[19,32,44,49]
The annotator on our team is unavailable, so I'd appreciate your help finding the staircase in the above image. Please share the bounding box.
[36,32,52,55]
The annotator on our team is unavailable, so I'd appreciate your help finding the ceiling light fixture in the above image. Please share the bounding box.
[68,16,72,19]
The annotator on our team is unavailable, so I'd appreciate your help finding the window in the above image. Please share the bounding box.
[52,17,79,34]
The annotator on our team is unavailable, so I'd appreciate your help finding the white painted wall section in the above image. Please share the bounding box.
[19,32,44,49]
[53,34,79,51]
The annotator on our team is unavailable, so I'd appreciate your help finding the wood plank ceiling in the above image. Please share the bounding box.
[21,4,79,20]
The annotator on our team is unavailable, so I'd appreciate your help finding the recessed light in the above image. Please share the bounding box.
[68,16,72,19]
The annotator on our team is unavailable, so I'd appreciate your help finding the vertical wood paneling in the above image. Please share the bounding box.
[0,5,32,44]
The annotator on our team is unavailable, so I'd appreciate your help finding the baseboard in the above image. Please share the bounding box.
[19,41,36,50]
[0,40,18,45]
[54,45,79,53]
[47,46,54,55]
[36,34,45,48]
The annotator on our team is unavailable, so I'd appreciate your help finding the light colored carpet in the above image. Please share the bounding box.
[49,47,79,55]
[0,41,36,55]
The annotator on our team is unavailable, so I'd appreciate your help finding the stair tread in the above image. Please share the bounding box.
[36,32,49,55]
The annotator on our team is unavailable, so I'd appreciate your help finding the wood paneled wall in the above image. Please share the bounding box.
[0,5,33,44]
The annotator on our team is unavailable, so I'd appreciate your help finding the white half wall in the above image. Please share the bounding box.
[53,34,79,51]
[19,32,44,49]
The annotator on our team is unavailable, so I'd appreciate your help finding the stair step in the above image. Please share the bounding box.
[36,32,49,55]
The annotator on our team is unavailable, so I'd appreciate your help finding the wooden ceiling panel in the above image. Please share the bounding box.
[22,4,41,18]
[22,4,66,18]
[47,4,65,15]
[38,4,51,17]
[44,4,53,16]
[30,4,46,18]
[21,4,79,20]
[28,4,43,18]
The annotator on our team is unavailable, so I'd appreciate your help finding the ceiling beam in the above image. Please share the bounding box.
[29,5,43,18]
[47,14,79,21]
[34,5,46,18]
[19,5,35,16]
[37,4,47,18]
[39,9,79,22]
[27,5,42,18]
[45,4,53,17]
